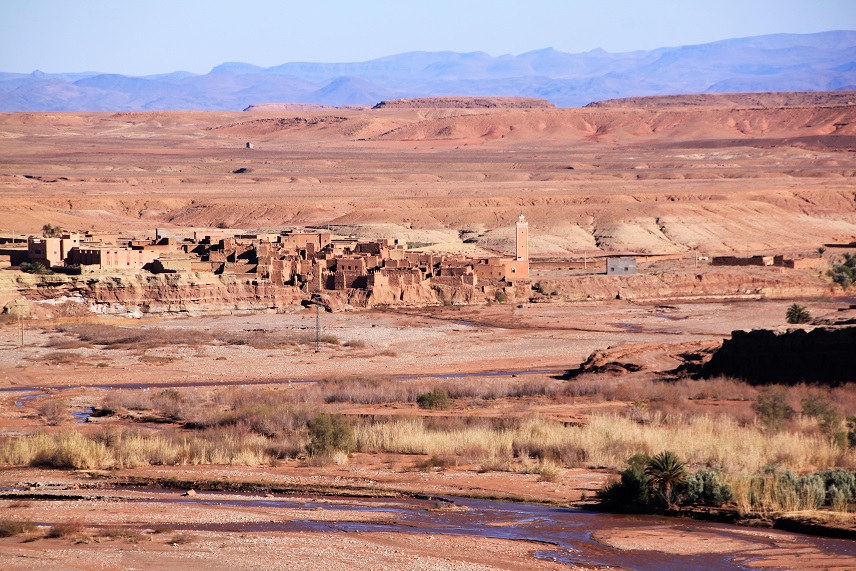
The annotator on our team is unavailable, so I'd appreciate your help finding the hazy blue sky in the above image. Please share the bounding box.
[2,0,855,75]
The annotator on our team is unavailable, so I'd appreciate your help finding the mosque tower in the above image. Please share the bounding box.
[516,214,528,261]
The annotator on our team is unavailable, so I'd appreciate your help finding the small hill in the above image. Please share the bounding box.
[243,103,343,112]
[372,97,555,109]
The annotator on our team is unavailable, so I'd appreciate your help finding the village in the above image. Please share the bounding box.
[0,216,542,305]
[0,212,838,313]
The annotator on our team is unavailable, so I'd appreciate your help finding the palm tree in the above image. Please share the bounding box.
[786,303,811,324]
[645,451,686,509]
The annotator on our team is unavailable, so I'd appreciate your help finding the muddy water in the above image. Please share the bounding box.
[130,491,856,570]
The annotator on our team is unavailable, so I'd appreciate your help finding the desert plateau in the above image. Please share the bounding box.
[1,93,856,570]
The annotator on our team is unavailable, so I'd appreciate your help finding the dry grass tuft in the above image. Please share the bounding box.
[168,532,195,545]
[46,520,85,538]
[536,459,562,482]
[0,518,36,537]
[7,501,32,509]
[37,398,69,425]
[99,526,148,543]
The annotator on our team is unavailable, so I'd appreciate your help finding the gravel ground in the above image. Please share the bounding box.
[0,299,827,391]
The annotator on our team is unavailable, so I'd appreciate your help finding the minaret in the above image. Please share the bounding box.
[516,214,528,261]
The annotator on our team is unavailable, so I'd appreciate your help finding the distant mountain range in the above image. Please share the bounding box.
[2,31,854,111]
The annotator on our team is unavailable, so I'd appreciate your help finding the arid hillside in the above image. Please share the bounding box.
[1,98,855,257]
[587,90,856,108]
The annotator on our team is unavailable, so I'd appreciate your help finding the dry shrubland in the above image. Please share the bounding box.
[2,372,855,515]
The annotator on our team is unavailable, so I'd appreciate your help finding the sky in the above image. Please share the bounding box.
[2,0,855,75]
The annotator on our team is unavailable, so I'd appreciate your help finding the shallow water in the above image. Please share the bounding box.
[126,491,856,570]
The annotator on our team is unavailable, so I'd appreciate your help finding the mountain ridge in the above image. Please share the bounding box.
[1,31,854,111]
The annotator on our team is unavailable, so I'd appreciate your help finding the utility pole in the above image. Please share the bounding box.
[315,302,320,353]
[14,300,25,347]
[305,294,325,353]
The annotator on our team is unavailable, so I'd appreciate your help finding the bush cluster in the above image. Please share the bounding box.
[752,388,794,430]
[745,467,856,512]
[417,388,451,410]
[20,262,51,274]
[830,253,856,289]
[599,451,733,510]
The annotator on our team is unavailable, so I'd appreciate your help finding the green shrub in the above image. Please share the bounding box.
[307,413,354,456]
[677,468,733,507]
[830,253,856,289]
[42,224,62,238]
[816,468,856,506]
[749,468,825,511]
[847,416,856,448]
[752,388,794,430]
[785,303,811,324]
[416,388,451,410]
[797,473,826,510]
[801,394,843,438]
[598,463,652,508]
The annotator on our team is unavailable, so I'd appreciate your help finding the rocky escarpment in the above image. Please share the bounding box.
[586,91,856,109]
[699,326,856,384]
[0,265,842,319]
[5,273,305,316]
[1,272,506,317]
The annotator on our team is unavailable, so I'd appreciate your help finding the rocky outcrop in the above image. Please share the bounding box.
[699,326,856,384]
[567,340,719,379]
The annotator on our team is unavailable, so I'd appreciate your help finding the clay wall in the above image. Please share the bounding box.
[333,271,368,290]
[712,256,775,267]
[772,256,826,270]
[503,258,529,279]
[381,267,424,287]
[336,257,367,274]
[280,232,331,251]
[0,247,29,266]
[367,272,390,289]
[85,233,119,245]
[67,247,159,269]
[150,258,192,273]
[191,261,221,273]
[431,275,476,287]
[473,258,506,280]
[437,265,472,277]
[28,237,63,267]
